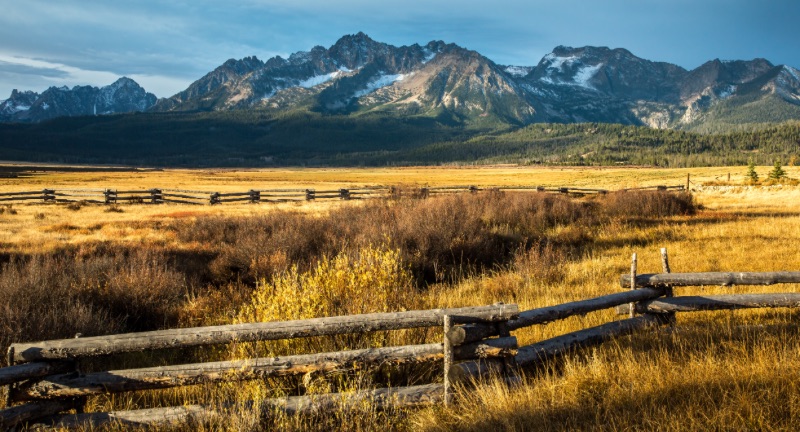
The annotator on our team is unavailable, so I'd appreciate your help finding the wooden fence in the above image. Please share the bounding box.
[3,248,793,429]
[0,184,685,206]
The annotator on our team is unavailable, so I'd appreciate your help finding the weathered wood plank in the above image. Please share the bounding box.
[37,404,216,429]
[112,190,156,194]
[0,399,79,430]
[0,191,43,197]
[443,316,454,407]
[515,315,662,367]
[14,344,444,400]
[506,288,663,330]
[446,323,499,346]
[16,338,518,401]
[38,384,443,428]
[617,293,800,314]
[0,361,72,386]
[160,192,206,200]
[621,272,800,288]
[447,359,505,384]
[11,304,518,362]
[452,337,517,360]
[161,198,203,205]
[0,196,50,201]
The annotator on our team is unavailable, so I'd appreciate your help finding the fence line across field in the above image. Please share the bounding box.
[4,248,792,430]
[0,183,686,206]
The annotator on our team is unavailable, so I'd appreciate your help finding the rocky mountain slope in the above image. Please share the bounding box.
[3,33,799,130]
[0,77,157,122]
[150,33,800,130]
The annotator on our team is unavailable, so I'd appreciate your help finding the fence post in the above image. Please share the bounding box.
[419,187,429,199]
[42,189,55,203]
[305,189,315,201]
[210,193,220,205]
[686,174,690,191]
[150,189,163,204]
[469,185,479,194]
[628,253,637,319]
[4,347,13,408]
[658,248,677,325]
[443,315,454,406]
[249,190,260,203]
[339,189,350,200]
[103,189,117,205]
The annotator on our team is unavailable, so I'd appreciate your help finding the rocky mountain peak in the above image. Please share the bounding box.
[329,32,389,69]
[221,56,264,73]
[0,78,156,122]
[5,34,798,129]
[0,89,40,116]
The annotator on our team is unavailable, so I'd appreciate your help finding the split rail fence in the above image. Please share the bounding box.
[0,184,685,206]
[3,249,795,429]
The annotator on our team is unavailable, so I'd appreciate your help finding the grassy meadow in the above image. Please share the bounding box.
[2,164,800,431]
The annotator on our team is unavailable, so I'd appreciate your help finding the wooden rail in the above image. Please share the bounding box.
[11,304,518,362]
[1,304,519,429]
[0,184,685,206]
[7,249,794,430]
[621,271,800,288]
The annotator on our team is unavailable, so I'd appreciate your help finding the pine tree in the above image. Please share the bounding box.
[769,160,786,180]
[746,158,759,184]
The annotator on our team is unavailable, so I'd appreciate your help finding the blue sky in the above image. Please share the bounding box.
[1,0,797,98]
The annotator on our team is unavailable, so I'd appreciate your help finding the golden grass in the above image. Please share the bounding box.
[1,163,795,254]
[414,182,800,431]
[3,164,796,191]
[4,165,800,430]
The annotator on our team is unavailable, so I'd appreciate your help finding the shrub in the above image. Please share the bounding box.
[174,192,594,285]
[238,245,418,323]
[236,244,422,355]
[602,191,696,219]
[0,248,191,362]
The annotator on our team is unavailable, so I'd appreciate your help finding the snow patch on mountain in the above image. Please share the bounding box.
[783,65,800,82]
[354,73,408,97]
[539,53,602,89]
[504,66,533,77]
[718,85,737,99]
[573,64,601,88]
[298,71,342,88]
[521,83,555,98]
[422,49,438,64]
[543,53,578,70]
[42,102,50,110]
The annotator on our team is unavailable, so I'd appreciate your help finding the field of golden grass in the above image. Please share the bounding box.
[0,163,793,253]
[2,164,800,431]
[3,163,788,191]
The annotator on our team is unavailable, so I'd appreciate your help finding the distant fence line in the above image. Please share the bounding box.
[0,184,686,206]
[3,248,800,429]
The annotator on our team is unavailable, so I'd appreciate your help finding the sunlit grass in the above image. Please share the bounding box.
[4,165,800,430]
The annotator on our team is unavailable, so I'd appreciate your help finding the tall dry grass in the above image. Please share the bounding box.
[0,189,704,431]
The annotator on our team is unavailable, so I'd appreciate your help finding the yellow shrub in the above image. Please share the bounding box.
[239,244,417,322]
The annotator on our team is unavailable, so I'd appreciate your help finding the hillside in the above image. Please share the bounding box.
[2,33,800,132]
[2,33,800,167]
[1,108,798,167]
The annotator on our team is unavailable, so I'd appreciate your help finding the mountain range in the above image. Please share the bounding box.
[0,77,157,122]
[2,32,799,130]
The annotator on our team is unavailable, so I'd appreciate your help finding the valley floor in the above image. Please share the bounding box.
[2,165,800,431]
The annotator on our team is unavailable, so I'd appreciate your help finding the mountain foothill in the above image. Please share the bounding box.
[1,32,799,166]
